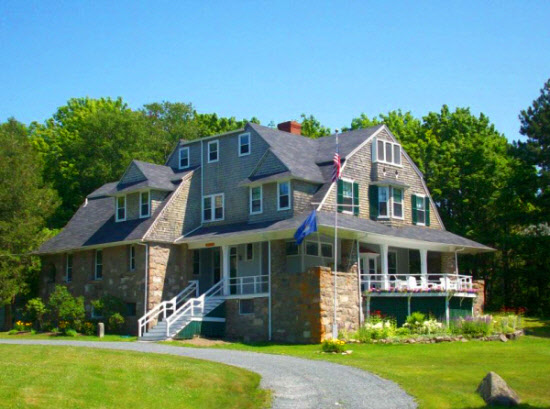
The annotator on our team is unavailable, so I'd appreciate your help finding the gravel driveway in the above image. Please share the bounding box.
[0,339,416,409]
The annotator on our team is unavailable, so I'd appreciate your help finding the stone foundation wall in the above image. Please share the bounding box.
[225,297,269,342]
[39,245,147,334]
[473,279,485,316]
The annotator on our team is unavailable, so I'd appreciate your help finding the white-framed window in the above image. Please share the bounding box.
[373,137,402,166]
[285,240,300,256]
[305,241,333,258]
[129,245,136,271]
[378,186,389,218]
[246,243,254,261]
[277,181,291,211]
[179,147,190,169]
[239,133,251,156]
[341,179,354,214]
[239,299,254,315]
[94,250,103,280]
[392,188,404,219]
[208,140,219,163]
[115,195,126,222]
[249,186,263,214]
[66,253,73,283]
[140,191,150,218]
[202,193,224,222]
[415,195,426,226]
[388,251,398,276]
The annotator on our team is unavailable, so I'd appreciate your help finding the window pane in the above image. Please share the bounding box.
[377,140,384,161]
[394,203,403,218]
[240,134,250,154]
[279,195,289,209]
[279,182,289,196]
[321,243,333,258]
[417,210,426,224]
[180,148,189,168]
[342,181,353,210]
[279,182,290,209]
[385,142,393,163]
[417,196,425,210]
[393,188,403,202]
[306,242,319,256]
[214,195,223,219]
[286,241,299,256]
[209,142,218,161]
[141,192,149,216]
[393,145,401,165]
[203,197,212,220]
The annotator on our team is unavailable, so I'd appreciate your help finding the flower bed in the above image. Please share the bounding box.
[365,288,478,294]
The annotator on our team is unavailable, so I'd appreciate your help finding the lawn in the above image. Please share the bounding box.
[0,344,270,409]
[166,318,550,409]
[0,331,136,342]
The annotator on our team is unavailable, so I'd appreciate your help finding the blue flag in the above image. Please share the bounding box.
[294,210,318,245]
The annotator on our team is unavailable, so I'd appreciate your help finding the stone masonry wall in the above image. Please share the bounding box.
[440,252,457,274]
[473,279,485,316]
[225,298,269,342]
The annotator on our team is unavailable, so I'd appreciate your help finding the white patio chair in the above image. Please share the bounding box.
[407,276,423,290]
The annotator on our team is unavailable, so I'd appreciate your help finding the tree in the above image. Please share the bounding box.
[31,97,154,227]
[0,119,59,328]
[300,114,331,138]
[516,78,550,222]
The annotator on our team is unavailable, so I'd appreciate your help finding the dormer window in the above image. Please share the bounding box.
[140,191,150,218]
[208,140,219,163]
[239,133,251,156]
[116,196,126,222]
[179,147,190,169]
[373,137,401,166]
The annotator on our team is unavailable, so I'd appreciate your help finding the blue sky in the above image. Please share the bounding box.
[1,1,549,142]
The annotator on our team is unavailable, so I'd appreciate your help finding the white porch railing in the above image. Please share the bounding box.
[138,280,199,338]
[360,273,473,292]
[228,274,269,295]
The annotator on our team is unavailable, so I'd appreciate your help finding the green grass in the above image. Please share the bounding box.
[0,331,136,342]
[165,318,550,409]
[0,344,270,409]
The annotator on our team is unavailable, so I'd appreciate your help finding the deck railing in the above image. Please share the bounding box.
[360,273,473,292]
[228,274,269,295]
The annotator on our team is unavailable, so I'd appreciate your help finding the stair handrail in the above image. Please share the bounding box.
[138,280,198,338]
[165,279,225,338]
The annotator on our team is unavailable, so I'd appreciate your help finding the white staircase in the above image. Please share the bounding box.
[138,280,225,342]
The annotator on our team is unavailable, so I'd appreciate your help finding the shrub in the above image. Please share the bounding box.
[354,317,396,342]
[493,314,522,334]
[403,312,446,335]
[395,327,412,337]
[78,321,96,336]
[451,315,493,337]
[8,329,18,335]
[47,285,85,329]
[108,313,125,334]
[14,320,32,332]
[321,339,347,353]
[404,312,426,333]
[25,298,47,330]
[65,329,78,337]
[91,295,125,320]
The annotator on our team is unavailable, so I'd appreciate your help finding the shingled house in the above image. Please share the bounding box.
[37,121,492,342]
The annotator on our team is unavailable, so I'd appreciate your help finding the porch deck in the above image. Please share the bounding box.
[361,273,477,297]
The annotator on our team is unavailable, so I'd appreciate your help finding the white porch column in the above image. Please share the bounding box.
[221,245,230,295]
[380,243,389,290]
[420,249,428,288]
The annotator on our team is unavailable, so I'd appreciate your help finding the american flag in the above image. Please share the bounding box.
[332,151,341,182]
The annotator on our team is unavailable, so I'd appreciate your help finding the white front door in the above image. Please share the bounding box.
[360,253,378,291]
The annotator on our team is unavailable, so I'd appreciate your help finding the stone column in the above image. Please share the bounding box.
[380,243,389,289]
[420,249,428,288]
[441,252,457,274]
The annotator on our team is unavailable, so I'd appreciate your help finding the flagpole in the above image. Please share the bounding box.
[332,130,339,339]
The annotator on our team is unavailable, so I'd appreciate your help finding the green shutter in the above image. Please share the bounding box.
[353,182,360,216]
[425,196,431,226]
[411,194,418,225]
[337,179,344,213]
[368,185,378,220]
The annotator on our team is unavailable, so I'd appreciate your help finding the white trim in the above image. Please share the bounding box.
[238,132,251,157]
[202,193,225,222]
[207,140,219,163]
[94,249,103,280]
[391,186,405,220]
[249,185,263,215]
[340,177,355,215]
[277,180,291,211]
[178,147,190,169]
[373,137,403,167]
[139,190,151,219]
[115,195,127,222]
[414,193,427,226]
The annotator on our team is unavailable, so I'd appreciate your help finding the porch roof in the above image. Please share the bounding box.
[178,211,494,253]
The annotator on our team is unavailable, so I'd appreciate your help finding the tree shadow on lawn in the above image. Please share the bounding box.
[523,318,550,338]
[463,405,549,409]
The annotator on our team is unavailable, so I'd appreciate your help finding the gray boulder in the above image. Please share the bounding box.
[477,372,520,406]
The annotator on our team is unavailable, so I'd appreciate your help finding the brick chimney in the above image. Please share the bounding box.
[277,120,302,135]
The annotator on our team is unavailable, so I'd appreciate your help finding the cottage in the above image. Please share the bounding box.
[37,121,492,342]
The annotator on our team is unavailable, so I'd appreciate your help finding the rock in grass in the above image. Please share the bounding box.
[499,334,508,342]
[476,372,520,406]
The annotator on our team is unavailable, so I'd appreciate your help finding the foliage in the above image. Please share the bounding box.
[78,321,96,336]
[14,321,32,332]
[46,285,85,329]
[0,119,59,311]
[65,329,78,337]
[450,315,493,338]
[493,314,523,334]
[91,294,125,320]
[321,339,347,353]
[353,314,396,341]
[107,313,125,334]
[24,298,47,330]
[404,311,426,333]
[299,114,331,138]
